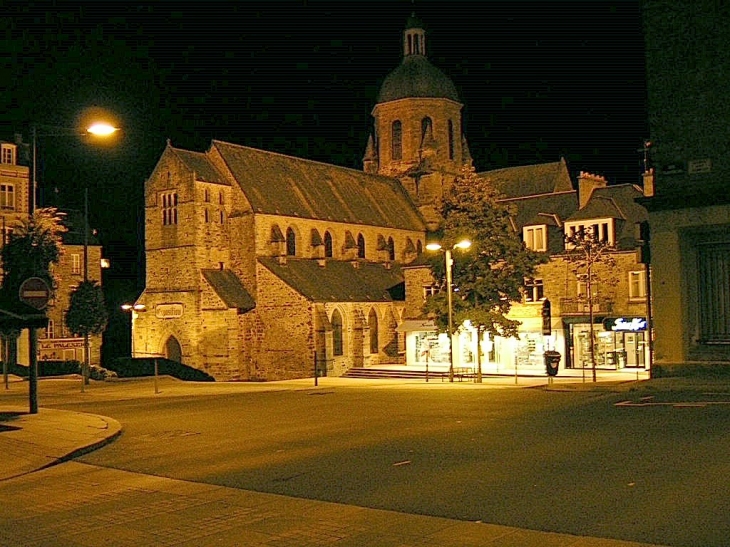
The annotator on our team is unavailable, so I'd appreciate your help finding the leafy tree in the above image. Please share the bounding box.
[424,165,547,381]
[563,226,617,382]
[0,208,66,381]
[66,280,108,384]
[1,208,66,294]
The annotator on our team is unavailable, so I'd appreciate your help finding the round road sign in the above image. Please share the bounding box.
[19,277,50,310]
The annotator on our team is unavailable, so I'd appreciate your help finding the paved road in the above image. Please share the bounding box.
[25,378,726,547]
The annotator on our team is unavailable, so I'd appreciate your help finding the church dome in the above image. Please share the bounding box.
[376,55,460,103]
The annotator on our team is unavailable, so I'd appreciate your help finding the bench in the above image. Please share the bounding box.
[442,367,475,381]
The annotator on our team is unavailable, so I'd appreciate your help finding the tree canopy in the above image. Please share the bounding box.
[1,208,67,295]
[65,280,108,337]
[424,165,547,339]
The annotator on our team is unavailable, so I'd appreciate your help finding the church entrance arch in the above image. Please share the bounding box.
[164,335,182,363]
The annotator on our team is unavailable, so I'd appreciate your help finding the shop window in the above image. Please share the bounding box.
[523,225,547,252]
[524,278,544,302]
[332,310,343,356]
[391,120,402,160]
[628,270,646,300]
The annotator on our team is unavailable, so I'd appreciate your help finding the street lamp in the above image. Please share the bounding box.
[31,122,119,213]
[426,239,472,382]
[121,303,146,358]
[28,120,119,393]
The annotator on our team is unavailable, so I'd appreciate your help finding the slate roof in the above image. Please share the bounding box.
[259,257,404,303]
[501,191,578,231]
[479,159,574,199]
[211,141,425,231]
[201,269,256,311]
[171,148,231,185]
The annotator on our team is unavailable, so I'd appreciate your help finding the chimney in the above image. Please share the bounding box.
[578,171,607,209]
[642,168,655,197]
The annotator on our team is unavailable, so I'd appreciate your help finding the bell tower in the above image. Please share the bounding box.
[365,14,471,230]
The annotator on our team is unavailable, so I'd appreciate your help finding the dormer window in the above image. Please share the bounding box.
[564,219,615,249]
[1,144,16,165]
[523,225,547,252]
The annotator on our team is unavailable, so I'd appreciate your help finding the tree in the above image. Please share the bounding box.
[1,208,66,294]
[563,226,617,382]
[424,165,547,381]
[65,280,108,384]
[0,208,66,383]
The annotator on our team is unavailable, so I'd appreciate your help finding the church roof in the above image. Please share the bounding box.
[479,159,574,199]
[172,148,231,185]
[377,55,460,103]
[201,269,256,311]
[259,257,404,303]
[211,141,425,231]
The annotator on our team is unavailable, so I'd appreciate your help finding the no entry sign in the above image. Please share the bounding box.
[19,277,50,310]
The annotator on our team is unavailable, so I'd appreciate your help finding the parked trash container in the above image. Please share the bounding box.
[544,350,561,376]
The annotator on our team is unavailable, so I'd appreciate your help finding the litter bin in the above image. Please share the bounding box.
[544,350,561,376]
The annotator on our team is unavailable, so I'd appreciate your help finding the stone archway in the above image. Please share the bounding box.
[164,335,182,363]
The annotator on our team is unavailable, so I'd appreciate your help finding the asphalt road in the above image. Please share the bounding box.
[41,384,730,547]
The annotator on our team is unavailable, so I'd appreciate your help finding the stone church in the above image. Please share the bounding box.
[134,14,651,381]
[134,16,472,380]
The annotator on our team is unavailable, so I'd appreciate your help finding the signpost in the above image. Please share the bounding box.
[19,277,50,414]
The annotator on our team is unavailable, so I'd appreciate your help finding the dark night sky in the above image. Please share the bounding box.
[1,0,648,293]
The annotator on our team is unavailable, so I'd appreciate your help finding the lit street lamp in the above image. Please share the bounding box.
[121,303,146,358]
[426,239,472,382]
[29,120,119,393]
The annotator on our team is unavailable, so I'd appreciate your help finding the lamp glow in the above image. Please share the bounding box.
[87,123,118,136]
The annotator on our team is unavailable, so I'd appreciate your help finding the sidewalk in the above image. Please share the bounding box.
[0,377,675,547]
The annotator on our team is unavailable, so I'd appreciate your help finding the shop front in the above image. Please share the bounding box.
[566,316,649,370]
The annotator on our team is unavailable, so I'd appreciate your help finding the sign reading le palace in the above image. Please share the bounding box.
[156,303,184,319]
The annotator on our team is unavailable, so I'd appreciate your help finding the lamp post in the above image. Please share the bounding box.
[30,121,118,391]
[122,303,157,393]
[121,303,146,358]
[426,239,472,382]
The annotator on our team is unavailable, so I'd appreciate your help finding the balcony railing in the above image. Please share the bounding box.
[559,297,614,315]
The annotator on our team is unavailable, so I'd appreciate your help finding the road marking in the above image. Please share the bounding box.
[615,400,730,408]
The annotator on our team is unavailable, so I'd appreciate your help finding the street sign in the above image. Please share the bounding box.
[19,277,50,310]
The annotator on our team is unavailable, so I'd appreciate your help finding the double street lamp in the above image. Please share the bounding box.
[426,239,471,382]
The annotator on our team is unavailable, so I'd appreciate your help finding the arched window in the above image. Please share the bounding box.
[357,233,365,259]
[387,237,395,261]
[448,120,455,159]
[368,308,379,354]
[332,310,343,356]
[324,231,333,258]
[286,227,296,256]
[391,120,402,160]
[416,240,423,255]
[421,117,433,139]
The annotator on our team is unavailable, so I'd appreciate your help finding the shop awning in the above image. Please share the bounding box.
[395,319,437,333]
